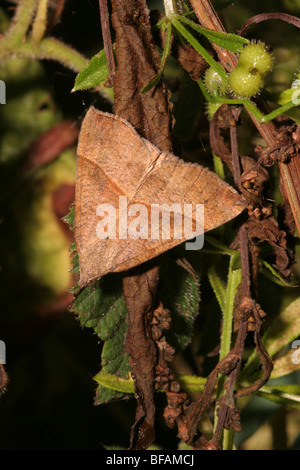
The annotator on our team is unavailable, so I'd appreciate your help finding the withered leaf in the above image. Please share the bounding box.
[75,106,246,287]
[246,216,294,280]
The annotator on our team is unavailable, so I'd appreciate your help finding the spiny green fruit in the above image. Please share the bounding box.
[206,102,222,120]
[238,41,274,77]
[204,67,228,95]
[229,65,263,98]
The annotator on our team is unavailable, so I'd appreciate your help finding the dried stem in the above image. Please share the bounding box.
[99,0,115,79]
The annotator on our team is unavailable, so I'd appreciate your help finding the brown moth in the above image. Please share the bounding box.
[75,106,246,286]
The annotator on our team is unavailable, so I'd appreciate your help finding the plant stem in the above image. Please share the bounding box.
[213,152,225,180]
[220,255,241,362]
[6,0,38,43]
[31,0,48,44]
[0,0,88,73]
[213,254,241,441]
[163,0,184,18]
[172,18,227,81]
[0,36,88,73]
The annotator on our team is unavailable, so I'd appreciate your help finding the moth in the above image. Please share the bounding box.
[75,106,246,286]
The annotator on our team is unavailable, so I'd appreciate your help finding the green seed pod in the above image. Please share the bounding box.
[238,41,274,77]
[204,67,228,95]
[206,102,222,120]
[228,65,263,98]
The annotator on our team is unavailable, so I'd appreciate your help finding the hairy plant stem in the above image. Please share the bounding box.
[0,0,87,73]
[0,37,87,72]
[6,0,38,43]
[31,0,48,43]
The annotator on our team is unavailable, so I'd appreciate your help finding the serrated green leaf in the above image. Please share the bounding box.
[70,251,79,275]
[72,274,127,341]
[71,244,200,404]
[64,204,74,227]
[72,49,109,92]
[71,260,129,403]
[94,321,130,404]
[257,384,300,410]
[65,206,79,276]
[159,254,200,351]
[177,16,248,52]
[94,384,126,405]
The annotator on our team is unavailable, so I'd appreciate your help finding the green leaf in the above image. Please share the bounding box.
[64,204,74,227]
[93,372,207,396]
[72,49,109,92]
[159,253,200,351]
[175,374,206,393]
[72,271,130,404]
[72,274,127,341]
[263,297,300,357]
[271,349,300,379]
[241,297,300,381]
[94,371,134,394]
[259,259,296,287]
[208,265,226,314]
[94,321,131,404]
[256,384,300,410]
[204,235,237,256]
[177,16,248,52]
[71,238,200,404]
